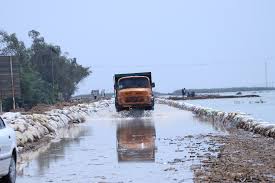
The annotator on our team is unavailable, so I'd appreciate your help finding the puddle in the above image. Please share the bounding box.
[17,104,225,183]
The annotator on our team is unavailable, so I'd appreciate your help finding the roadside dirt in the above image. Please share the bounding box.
[10,102,80,114]
[11,100,97,114]
[192,130,275,183]
[27,102,81,113]
[25,97,111,114]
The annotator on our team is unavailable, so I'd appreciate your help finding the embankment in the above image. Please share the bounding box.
[1,100,111,152]
[157,98,275,138]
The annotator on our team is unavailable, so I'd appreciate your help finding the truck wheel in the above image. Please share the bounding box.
[116,105,123,112]
[115,101,122,112]
[145,106,154,111]
[2,156,16,183]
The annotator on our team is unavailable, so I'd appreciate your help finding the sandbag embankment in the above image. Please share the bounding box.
[157,98,275,138]
[1,100,111,150]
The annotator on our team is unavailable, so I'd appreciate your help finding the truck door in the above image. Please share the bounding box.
[0,118,12,176]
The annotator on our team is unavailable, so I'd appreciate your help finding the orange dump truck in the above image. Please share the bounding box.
[114,72,155,112]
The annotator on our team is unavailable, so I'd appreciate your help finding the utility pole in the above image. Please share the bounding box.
[265,61,268,88]
[49,47,56,100]
[0,99,2,113]
[0,89,2,113]
[10,56,16,110]
[52,56,54,92]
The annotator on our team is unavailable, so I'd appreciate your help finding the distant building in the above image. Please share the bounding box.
[91,90,100,99]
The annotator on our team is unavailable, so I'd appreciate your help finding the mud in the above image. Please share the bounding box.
[192,130,275,182]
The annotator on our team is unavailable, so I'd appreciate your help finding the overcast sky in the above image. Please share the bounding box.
[1,0,275,94]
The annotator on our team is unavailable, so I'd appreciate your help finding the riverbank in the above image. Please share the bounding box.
[157,98,275,182]
[1,100,112,152]
[184,90,275,124]
[168,94,260,101]
[157,98,275,138]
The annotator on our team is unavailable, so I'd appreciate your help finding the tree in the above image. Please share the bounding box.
[0,31,52,108]
[0,30,91,110]
[28,30,91,101]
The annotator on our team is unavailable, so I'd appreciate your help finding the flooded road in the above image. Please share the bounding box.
[17,104,225,183]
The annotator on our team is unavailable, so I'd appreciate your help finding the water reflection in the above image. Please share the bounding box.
[116,118,156,162]
[18,125,92,176]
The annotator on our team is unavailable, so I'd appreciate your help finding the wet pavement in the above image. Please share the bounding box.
[17,104,225,183]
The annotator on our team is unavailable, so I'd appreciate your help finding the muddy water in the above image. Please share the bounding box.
[17,104,225,183]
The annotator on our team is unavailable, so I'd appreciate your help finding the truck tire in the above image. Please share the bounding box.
[2,155,16,183]
[145,106,154,111]
[116,107,122,112]
[115,102,123,112]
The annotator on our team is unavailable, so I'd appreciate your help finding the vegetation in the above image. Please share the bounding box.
[0,30,91,110]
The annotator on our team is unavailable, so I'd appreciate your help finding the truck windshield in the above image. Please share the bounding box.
[118,77,150,89]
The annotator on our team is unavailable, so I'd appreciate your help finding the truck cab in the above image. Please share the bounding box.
[114,72,155,112]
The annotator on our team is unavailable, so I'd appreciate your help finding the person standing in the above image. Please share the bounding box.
[181,88,186,96]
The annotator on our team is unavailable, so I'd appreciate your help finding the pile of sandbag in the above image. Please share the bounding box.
[1,100,112,148]
[157,98,275,138]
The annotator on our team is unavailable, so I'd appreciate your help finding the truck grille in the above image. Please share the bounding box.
[125,96,145,103]
[125,91,146,96]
